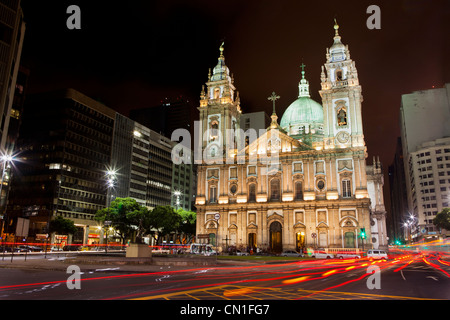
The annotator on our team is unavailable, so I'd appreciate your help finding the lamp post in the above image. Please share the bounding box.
[104,167,117,253]
[172,190,182,210]
[0,152,14,250]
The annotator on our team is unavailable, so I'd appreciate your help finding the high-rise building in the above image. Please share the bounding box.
[240,111,269,133]
[399,84,450,242]
[129,97,196,140]
[388,137,409,244]
[8,89,115,244]
[171,148,194,211]
[7,88,176,245]
[0,0,25,151]
[195,22,387,253]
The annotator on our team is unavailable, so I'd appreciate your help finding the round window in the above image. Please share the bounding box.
[230,184,237,194]
[317,179,325,190]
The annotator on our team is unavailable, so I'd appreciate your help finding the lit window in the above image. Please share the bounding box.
[342,179,351,198]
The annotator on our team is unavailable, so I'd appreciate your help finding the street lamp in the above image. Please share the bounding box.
[105,167,117,207]
[173,190,182,210]
[0,152,15,244]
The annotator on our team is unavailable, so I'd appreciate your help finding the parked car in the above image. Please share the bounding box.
[63,245,81,251]
[367,249,388,260]
[311,250,334,259]
[335,251,361,259]
[25,245,44,252]
[16,245,32,252]
[281,250,303,257]
[236,250,249,256]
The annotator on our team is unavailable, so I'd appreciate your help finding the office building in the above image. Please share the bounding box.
[399,84,450,242]
[0,0,25,151]
[7,88,176,245]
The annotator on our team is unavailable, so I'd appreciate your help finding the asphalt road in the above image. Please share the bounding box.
[0,253,448,302]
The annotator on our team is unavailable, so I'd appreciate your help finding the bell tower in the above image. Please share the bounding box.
[197,43,242,163]
[319,20,365,150]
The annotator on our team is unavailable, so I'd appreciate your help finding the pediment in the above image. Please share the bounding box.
[237,128,312,159]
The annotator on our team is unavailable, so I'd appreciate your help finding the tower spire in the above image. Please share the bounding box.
[334,18,340,37]
[298,63,310,98]
[268,92,280,129]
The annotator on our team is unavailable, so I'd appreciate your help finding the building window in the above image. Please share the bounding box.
[248,165,256,176]
[293,162,302,173]
[229,167,237,179]
[295,181,303,201]
[209,186,217,203]
[248,183,256,202]
[337,107,347,126]
[342,179,351,198]
[270,179,280,201]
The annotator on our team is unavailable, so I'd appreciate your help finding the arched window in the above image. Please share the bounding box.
[210,121,219,141]
[214,87,220,99]
[337,108,347,126]
[294,181,303,201]
[248,183,256,202]
[270,178,280,201]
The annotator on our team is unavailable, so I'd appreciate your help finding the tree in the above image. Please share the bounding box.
[433,208,450,231]
[49,215,78,235]
[176,209,196,244]
[95,197,151,244]
[148,205,182,244]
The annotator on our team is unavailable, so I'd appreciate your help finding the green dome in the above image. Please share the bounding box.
[280,97,324,129]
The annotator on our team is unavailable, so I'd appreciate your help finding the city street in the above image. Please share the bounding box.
[0,253,448,302]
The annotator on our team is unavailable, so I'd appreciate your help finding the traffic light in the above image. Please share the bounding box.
[360,228,366,239]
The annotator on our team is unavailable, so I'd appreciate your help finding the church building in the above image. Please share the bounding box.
[194,22,387,254]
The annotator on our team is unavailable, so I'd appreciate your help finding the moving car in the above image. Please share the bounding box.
[367,249,388,260]
[311,249,334,259]
[335,251,361,259]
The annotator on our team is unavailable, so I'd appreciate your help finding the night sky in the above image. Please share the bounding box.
[19,0,450,212]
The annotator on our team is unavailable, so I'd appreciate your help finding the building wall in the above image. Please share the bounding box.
[196,150,374,252]
[407,137,450,241]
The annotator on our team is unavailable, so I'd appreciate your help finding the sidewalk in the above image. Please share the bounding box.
[0,252,257,273]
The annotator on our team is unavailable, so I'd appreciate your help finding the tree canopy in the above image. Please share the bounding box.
[95,198,197,244]
[433,208,450,231]
[49,215,78,235]
[95,197,150,244]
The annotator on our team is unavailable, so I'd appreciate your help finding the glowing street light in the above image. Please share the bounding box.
[0,151,15,243]
[173,190,182,209]
[105,167,118,207]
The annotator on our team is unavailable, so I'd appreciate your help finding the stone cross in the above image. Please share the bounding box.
[268,91,280,115]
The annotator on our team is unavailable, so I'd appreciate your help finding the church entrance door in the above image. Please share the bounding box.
[269,221,282,253]
[344,232,355,248]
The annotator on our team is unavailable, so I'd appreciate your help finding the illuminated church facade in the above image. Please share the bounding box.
[194,22,387,253]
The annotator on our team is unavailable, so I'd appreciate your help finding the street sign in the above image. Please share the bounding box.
[311,232,317,238]
[214,213,220,220]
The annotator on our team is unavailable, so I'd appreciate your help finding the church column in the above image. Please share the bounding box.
[238,207,246,248]
[305,207,315,247]
[261,206,268,251]
[284,208,293,249]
